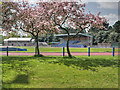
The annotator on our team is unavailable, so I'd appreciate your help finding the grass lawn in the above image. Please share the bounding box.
[2,55,118,88]
[2,46,118,53]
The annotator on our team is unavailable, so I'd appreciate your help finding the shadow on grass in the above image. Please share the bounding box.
[2,56,33,86]
[3,74,29,84]
[11,74,29,84]
[46,56,118,71]
[2,56,118,72]
[2,74,29,89]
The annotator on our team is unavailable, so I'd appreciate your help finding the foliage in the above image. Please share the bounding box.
[39,33,60,42]
[94,31,110,43]
[89,20,120,44]
[2,2,19,31]
[0,35,4,44]
[109,31,119,43]
[9,31,18,37]
[113,21,120,33]
[0,2,2,5]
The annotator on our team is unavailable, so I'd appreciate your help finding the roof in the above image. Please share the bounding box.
[51,42,60,43]
[54,33,93,37]
[4,38,34,42]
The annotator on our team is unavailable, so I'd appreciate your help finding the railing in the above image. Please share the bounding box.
[0,47,27,56]
[62,47,116,57]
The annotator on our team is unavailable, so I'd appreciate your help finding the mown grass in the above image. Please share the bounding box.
[2,46,119,53]
[2,55,119,88]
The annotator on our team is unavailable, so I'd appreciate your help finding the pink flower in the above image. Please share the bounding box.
[23,4,26,7]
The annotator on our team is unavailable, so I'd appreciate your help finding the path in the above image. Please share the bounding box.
[0,52,118,56]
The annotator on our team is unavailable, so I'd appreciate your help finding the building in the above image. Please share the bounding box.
[52,33,93,47]
[4,38,35,46]
[4,38,49,47]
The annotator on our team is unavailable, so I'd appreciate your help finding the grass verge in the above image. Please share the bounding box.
[2,55,119,88]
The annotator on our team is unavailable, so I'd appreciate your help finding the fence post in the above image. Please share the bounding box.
[112,47,115,57]
[88,46,90,57]
[7,46,8,56]
[63,47,65,56]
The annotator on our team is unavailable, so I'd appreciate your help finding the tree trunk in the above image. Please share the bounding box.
[66,34,72,58]
[35,36,40,55]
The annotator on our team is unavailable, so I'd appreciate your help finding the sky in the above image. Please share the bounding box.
[82,0,119,26]
[85,2,119,26]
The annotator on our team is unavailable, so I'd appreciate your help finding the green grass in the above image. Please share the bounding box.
[2,46,119,53]
[2,55,118,88]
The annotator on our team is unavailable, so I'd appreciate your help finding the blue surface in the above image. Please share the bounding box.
[0,47,27,51]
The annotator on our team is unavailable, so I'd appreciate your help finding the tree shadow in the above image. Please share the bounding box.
[47,57,118,71]
[2,56,33,86]
[2,56,119,72]
[2,74,29,89]
[11,74,29,84]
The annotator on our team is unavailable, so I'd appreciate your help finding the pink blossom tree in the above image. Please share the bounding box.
[16,1,52,56]
[43,1,107,58]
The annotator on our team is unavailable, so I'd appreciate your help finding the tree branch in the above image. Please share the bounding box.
[20,26,35,37]
[61,14,69,25]
[70,26,83,39]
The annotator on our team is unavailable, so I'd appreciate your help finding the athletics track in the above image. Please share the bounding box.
[0,52,118,56]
